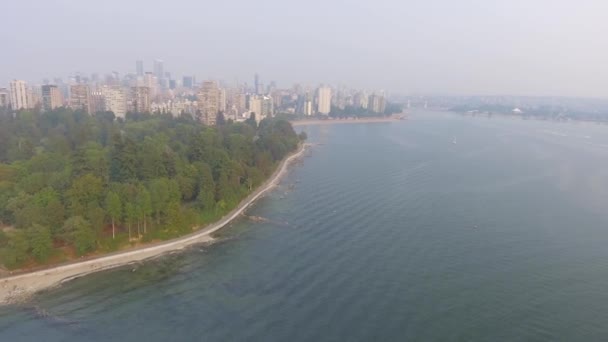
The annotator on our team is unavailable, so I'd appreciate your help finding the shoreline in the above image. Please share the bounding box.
[0,143,309,305]
[291,116,402,126]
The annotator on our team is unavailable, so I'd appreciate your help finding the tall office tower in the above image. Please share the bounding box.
[153,59,164,79]
[197,81,219,126]
[130,86,151,113]
[254,73,261,95]
[0,88,9,109]
[9,80,29,110]
[101,86,127,118]
[70,84,91,114]
[136,60,144,77]
[317,86,332,115]
[183,76,194,88]
[41,85,63,111]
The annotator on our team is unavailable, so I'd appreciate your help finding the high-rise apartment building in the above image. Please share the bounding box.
[70,84,91,114]
[197,81,219,126]
[143,72,157,99]
[317,86,332,115]
[304,92,313,116]
[41,85,63,111]
[261,96,274,117]
[248,96,262,122]
[219,88,226,113]
[130,86,151,113]
[136,60,144,77]
[368,94,386,114]
[101,86,127,118]
[90,89,106,115]
[9,80,29,110]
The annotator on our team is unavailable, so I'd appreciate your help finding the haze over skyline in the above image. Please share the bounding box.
[3,0,608,98]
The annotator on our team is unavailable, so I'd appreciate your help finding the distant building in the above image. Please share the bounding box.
[254,73,261,95]
[261,95,274,118]
[102,86,127,118]
[317,86,331,115]
[41,85,63,111]
[304,92,313,116]
[219,88,226,113]
[226,88,245,120]
[183,76,194,89]
[130,86,151,113]
[248,95,262,121]
[0,88,9,109]
[197,81,220,126]
[70,84,91,114]
[354,92,368,109]
[368,94,386,114]
[136,60,144,77]
[9,80,29,110]
[153,59,164,80]
[90,89,106,115]
[246,94,273,124]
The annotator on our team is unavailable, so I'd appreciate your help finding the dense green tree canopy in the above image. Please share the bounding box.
[0,108,301,269]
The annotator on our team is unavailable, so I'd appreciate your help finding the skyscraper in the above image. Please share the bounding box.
[317,86,332,115]
[153,59,164,80]
[136,60,144,77]
[9,80,29,110]
[198,81,220,126]
[70,84,91,114]
[41,85,63,111]
[254,73,261,95]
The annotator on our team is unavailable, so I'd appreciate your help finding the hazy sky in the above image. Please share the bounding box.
[3,0,608,97]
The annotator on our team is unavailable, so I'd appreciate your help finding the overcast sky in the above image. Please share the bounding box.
[3,0,608,97]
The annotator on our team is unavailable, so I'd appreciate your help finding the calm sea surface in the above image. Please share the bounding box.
[3,111,608,341]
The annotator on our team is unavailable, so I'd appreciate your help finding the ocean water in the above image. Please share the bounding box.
[3,111,608,341]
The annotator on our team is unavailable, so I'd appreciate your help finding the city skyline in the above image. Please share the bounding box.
[0,60,392,123]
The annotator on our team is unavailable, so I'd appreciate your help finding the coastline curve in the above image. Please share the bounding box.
[0,143,309,305]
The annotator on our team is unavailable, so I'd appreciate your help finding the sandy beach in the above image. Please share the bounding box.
[0,143,308,305]
[291,116,403,126]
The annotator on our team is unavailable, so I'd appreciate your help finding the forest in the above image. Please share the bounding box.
[0,109,302,270]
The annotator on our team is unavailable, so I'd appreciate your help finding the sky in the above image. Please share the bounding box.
[2,0,608,97]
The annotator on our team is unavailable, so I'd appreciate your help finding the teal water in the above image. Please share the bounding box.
[3,111,608,341]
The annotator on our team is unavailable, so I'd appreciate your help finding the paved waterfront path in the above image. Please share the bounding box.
[0,143,308,304]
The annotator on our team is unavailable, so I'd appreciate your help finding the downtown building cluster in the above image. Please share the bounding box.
[0,59,388,125]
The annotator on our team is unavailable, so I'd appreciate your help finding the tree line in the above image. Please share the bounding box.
[0,108,301,269]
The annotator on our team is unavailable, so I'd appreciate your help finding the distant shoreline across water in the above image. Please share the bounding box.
[291,115,403,126]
